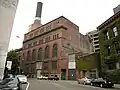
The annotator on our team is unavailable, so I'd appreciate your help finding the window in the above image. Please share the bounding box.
[33,41,37,46]
[42,62,48,70]
[32,49,36,61]
[39,39,43,44]
[34,31,38,36]
[29,33,33,38]
[93,34,98,37]
[52,44,57,57]
[106,46,110,56]
[57,34,59,38]
[38,48,42,60]
[95,49,100,52]
[28,43,32,48]
[94,38,98,40]
[44,46,49,58]
[94,41,99,44]
[107,32,109,39]
[27,50,31,61]
[108,63,116,70]
[53,34,58,40]
[115,42,120,54]
[95,45,99,48]
[45,36,50,42]
[104,31,109,40]
[113,27,118,37]
[40,28,44,33]
[46,25,51,32]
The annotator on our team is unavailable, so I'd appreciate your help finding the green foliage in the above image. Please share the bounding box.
[6,49,19,74]
[105,69,120,84]
[76,53,100,70]
[99,19,120,72]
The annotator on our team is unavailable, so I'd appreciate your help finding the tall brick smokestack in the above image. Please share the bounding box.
[29,2,43,31]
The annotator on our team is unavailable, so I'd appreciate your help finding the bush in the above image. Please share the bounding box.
[105,69,120,84]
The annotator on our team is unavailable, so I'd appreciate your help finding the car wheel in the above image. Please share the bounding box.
[100,84,104,88]
[91,83,93,86]
[83,82,86,85]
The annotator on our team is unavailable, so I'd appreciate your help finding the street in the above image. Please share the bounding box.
[22,79,119,90]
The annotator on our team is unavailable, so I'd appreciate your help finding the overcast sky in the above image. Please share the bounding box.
[8,0,120,50]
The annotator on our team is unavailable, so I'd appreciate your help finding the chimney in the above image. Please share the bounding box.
[29,2,43,31]
[35,2,43,21]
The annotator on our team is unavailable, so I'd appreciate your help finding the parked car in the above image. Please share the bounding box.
[16,75,27,84]
[48,75,59,80]
[0,77,21,90]
[90,78,114,88]
[37,75,48,80]
[77,77,93,85]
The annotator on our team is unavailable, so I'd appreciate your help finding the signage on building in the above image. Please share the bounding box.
[6,61,12,70]
[68,62,76,69]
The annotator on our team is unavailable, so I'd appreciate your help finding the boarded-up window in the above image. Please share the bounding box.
[38,48,42,60]
[52,44,57,57]
[32,49,36,61]
[44,46,49,58]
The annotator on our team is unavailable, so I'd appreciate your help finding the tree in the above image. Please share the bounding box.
[6,50,19,75]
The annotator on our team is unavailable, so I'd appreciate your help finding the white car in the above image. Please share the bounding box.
[16,75,27,84]
[78,77,93,85]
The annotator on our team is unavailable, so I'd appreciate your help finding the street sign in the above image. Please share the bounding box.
[6,61,12,70]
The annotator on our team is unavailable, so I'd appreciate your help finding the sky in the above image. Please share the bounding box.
[8,0,120,51]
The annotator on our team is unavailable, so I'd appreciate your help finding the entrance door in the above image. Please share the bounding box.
[61,69,66,80]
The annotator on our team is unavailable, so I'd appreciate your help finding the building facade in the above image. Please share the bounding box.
[21,16,92,80]
[97,11,120,72]
[113,4,120,14]
[76,52,100,79]
[0,0,19,79]
[87,30,100,52]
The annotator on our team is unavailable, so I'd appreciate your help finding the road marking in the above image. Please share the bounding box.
[26,82,30,90]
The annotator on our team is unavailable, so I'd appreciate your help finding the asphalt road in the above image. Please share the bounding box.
[22,79,119,90]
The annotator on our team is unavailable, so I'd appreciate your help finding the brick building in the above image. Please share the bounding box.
[21,16,92,79]
[97,11,120,72]
[21,2,92,80]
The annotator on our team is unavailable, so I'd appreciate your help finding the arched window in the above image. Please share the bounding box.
[27,50,31,61]
[52,44,57,57]
[44,46,49,58]
[32,49,36,61]
[38,48,42,60]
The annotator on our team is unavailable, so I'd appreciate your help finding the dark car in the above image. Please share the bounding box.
[90,78,114,88]
[48,75,59,80]
[0,77,21,90]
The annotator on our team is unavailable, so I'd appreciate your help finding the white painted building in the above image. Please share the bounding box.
[0,0,19,79]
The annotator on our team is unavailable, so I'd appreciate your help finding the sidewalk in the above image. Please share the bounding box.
[114,84,120,89]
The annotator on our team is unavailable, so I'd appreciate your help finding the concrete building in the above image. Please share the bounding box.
[113,4,120,14]
[87,30,100,52]
[0,0,19,79]
[21,2,92,80]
